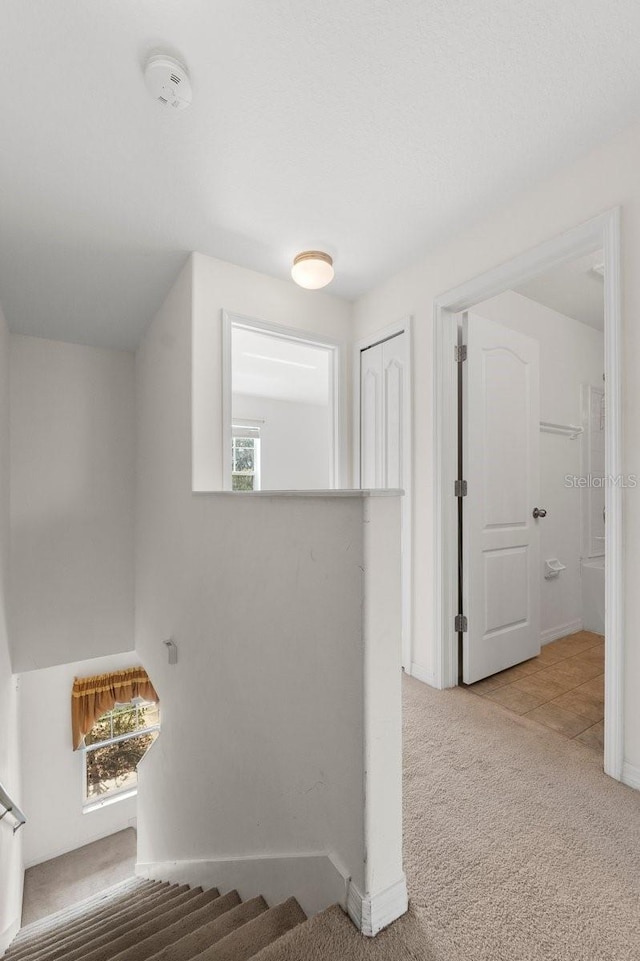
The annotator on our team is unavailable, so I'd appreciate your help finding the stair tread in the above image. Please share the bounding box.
[14,884,184,961]
[144,896,265,961]
[13,879,148,944]
[56,887,219,961]
[246,906,340,961]
[37,883,183,947]
[190,899,307,961]
[12,879,309,961]
[13,882,170,944]
[107,889,239,961]
[10,884,169,958]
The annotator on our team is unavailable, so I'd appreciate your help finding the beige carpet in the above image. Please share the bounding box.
[255,676,640,961]
[11,880,308,960]
[19,680,640,959]
[22,828,136,926]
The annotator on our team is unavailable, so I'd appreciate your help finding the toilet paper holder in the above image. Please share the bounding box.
[544,558,566,580]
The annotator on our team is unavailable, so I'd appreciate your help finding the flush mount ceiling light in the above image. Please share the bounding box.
[291,251,334,290]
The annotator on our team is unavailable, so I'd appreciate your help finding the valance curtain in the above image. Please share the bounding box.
[71,667,159,750]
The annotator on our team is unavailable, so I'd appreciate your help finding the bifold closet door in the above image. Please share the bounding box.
[360,334,408,489]
[360,331,410,668]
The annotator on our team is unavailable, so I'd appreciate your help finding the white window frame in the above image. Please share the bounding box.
[221,311,346,491]
[81,701,160,813]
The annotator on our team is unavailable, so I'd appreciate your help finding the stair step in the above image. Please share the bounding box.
[10,883,170,959]
[60,887,220,961]
[12,879,148,946]
[12,882,169,954]
[12,884,182,961]
[34,882,183,952]
[245,906,338,961]
[108,889,241,961]
[16,885,190,961]
[145,896,265,961]
[14,874,312,961]
[190,899,307,961]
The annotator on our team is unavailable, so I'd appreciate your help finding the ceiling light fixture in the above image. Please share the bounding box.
[291,251,334,290]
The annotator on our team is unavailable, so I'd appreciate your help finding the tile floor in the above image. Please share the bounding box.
[467,631,604,751]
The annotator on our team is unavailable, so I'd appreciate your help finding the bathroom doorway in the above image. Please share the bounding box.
[460,253,605,751]
[433,211,623,779]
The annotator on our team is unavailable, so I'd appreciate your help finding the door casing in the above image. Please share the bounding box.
[433,208,624,782]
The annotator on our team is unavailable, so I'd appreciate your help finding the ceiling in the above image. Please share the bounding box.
[2,2,640,349]
[232,328,330,405]
[515,251,605,330]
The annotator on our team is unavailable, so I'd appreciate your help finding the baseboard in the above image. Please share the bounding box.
[346,875,408,937]
[0,919,20,957]
[136,852,349,920]
[541,619,583,646]
[409,662,437,687]
[621,762,640,791]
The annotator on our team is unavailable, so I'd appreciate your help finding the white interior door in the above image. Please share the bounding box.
[462,312,541,684]
[360,331,411,670]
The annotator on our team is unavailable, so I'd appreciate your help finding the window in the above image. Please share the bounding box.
[231,425,261,491]
[82,699,160,809]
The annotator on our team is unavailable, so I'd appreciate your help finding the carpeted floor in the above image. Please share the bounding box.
[257,676,640,961]
[21,680,640,959]
[22,827,136,925]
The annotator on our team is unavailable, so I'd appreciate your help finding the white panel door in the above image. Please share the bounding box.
[360,332,411,670]
[463,313,541,684]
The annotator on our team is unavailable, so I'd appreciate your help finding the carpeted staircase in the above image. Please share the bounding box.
[6,877,308,961]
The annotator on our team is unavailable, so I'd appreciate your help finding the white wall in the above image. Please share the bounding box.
[473,290,604,640]
[18,652,139,868]
[10,336,135,672]
[232,394,330,490]
[191,252,351,492]
[135,263,405,930]
[0,302,23,953]
[352,121,640,771]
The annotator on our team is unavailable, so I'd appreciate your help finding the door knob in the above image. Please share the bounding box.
[532,507,547,519]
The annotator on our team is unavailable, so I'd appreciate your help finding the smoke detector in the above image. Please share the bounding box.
[144,55,192,109]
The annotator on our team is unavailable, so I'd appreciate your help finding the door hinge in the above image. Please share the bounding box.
[454,344,467,363]
[455,614,468,633]
[454,479,468,497]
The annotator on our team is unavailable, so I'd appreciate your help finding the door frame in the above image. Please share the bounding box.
[221,310,346,491]
[433,208,624,781]
[353,316,413,674]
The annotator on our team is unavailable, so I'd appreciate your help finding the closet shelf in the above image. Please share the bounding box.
[539,421,583,440]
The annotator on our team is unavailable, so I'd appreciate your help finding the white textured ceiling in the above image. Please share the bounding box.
[516,251,605,330]
[2,2,640,348]
[232,328,330,405]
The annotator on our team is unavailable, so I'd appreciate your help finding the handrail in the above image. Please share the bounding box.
[0,779,26,834]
